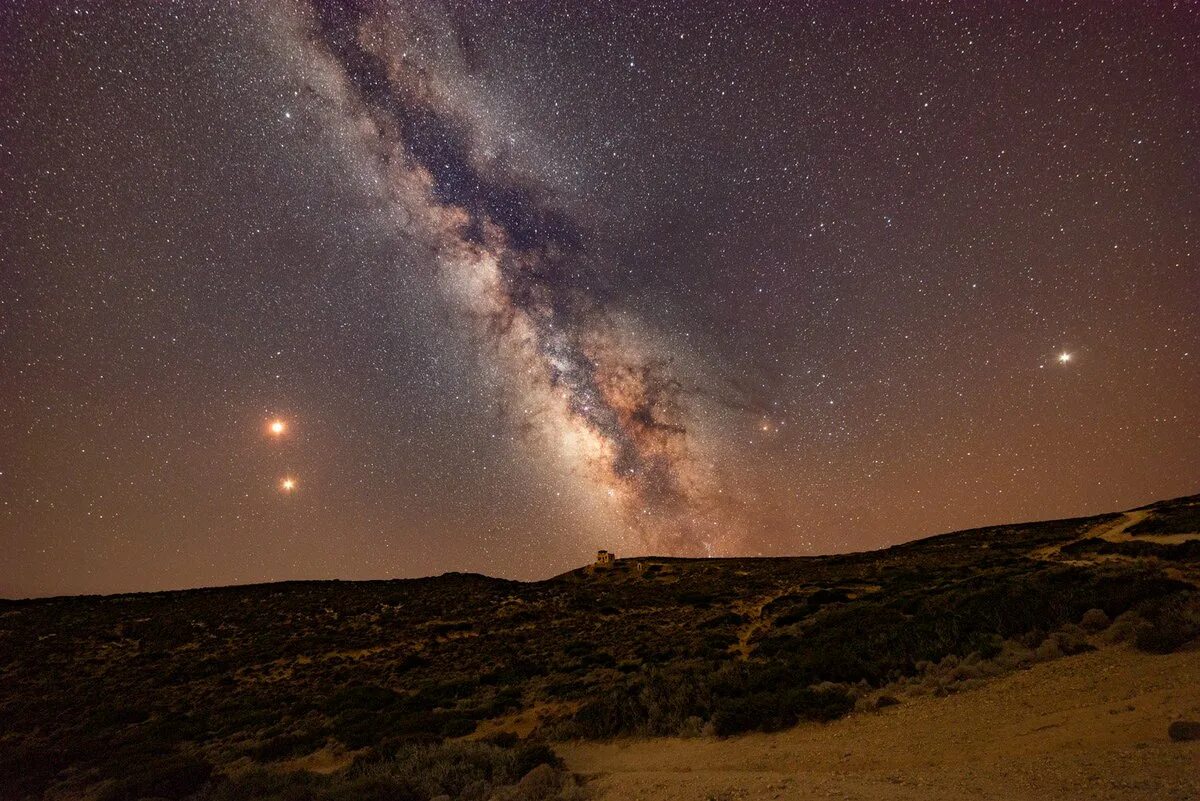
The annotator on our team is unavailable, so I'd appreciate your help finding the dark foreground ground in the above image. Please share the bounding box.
[2,495,1198,800]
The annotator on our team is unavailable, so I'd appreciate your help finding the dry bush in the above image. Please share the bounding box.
[1079,608,1111,632]
[1133,593,1200,653]
[199,741,572,801]
[1103,610,1151,644]
[885,622,1096,701]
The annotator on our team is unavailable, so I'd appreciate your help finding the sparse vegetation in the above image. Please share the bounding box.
[1062,537,1200,560]
[1132,592,1200,654]
[1,495,1197,800]
[198,741,574,801]
[1127,504,1200,536]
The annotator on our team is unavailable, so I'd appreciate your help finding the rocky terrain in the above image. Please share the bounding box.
[2,494,1198,800]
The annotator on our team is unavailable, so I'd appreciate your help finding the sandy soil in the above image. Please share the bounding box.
[561,645,1200,800]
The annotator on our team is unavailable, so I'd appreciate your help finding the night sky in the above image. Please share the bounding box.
[2,1,1197,598]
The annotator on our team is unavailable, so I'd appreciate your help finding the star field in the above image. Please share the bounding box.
[1,1,1197,597]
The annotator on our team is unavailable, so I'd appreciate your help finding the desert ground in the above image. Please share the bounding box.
[563,644,1200,800]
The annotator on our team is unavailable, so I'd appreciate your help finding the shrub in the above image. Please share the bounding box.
[1080,608,1110,632]
[710,686,853,736]
[1133,594,1200,653]
[675,591,715,608]
[440,717,477,737]
[483,731,520,748]
[246,730,327,761]
[1127,506,1200,536]
[1062,537,1200,560]
[701,612,745,627]
[97,753,213,801]
[1102,611,1150,645]
[774,608,810,625]
[512,743,563,777]
[90,703,153,728]
[579,650,616,668]
[807,588,852,608]
[566,665,714,738]
[198,741,567,801]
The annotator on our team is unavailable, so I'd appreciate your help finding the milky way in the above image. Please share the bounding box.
[289,0,731,554]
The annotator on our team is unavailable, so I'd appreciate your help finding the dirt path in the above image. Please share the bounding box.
[1090,509,1199,546]
[1090,509,1151,540]
[1033,508,1199,566]
[731,591,787,660]
[561,645,1200,800]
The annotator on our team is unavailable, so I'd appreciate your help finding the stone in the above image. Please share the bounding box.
[1168,720,1200,741]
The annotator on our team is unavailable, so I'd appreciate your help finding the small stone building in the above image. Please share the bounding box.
[594,549,615,568]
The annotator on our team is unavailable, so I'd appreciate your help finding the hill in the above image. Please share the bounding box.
[2,495,1198,800]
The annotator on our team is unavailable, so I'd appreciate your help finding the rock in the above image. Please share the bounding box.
[513,763,561,800]
[1080,608,1111,632]
[1168,720,1200,741]
[874,694,900,709]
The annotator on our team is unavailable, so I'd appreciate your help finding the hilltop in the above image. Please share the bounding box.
[2,495,1198,800]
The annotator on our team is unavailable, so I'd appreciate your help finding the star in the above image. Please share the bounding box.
[280,477,297,492]
[1057,352,1072,364]
[268,419,287,436]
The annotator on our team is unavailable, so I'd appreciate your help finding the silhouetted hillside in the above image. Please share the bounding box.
[2,495,1198,801]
